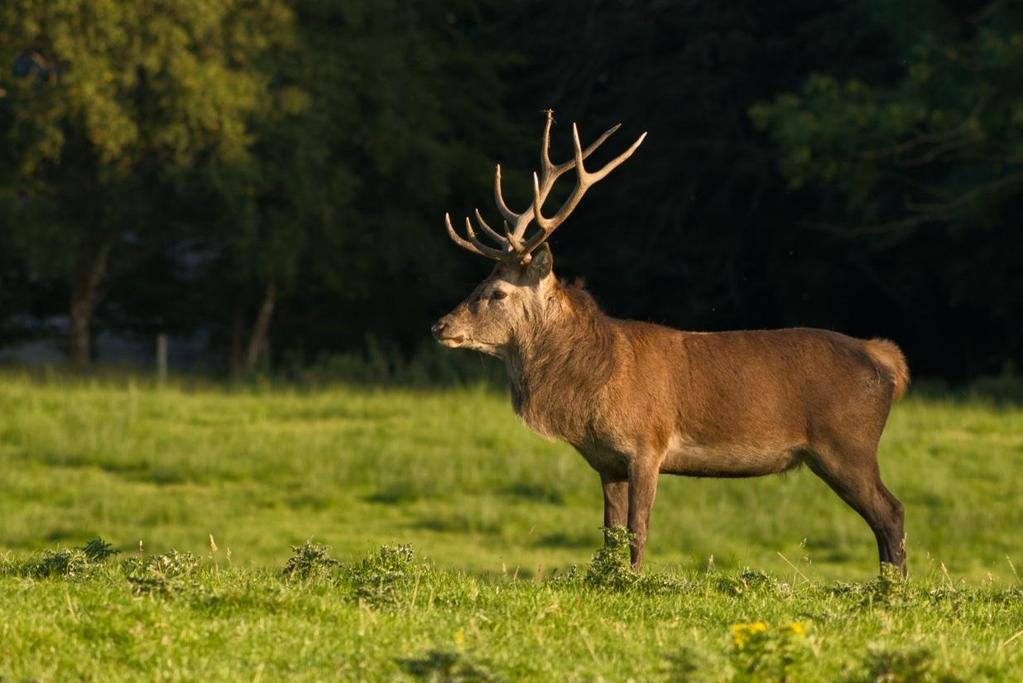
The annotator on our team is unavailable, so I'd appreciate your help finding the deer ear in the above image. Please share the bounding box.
[525,243,553,280]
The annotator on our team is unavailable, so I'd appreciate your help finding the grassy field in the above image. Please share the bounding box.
[1,372,1022,680]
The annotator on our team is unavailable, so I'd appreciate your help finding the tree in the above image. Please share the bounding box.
[0,0,293,364]
[751,3,1023,236]
[487,1,886,327]
[751,0,1023,374]
[195,0,517,372]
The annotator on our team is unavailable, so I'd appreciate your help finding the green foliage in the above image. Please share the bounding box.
[752,3,1023,228]
[82,537,118,563]
[32,548,93,579]
[965,363,1023,407]
[282,541,425,605]
[122,549,200,597]
[0,0,292,255]
[347,544,418,607]
[829,564,913,610]
[581,527,691,594]
[0,1,283,170]
[4,372,1023,580]
[584,525,639,590]
[282,541,339,581]
[0,1,1020,380]
[28,537,117,579]
[714,567,788,599]
[729,621,812,682]
[5,543,1023,680]
[284,338,506,389]
[746,0,1023,376]
[1,377,1023,678]
[845,644,962,683]
[0,0,299,364]
[0,0,519,368]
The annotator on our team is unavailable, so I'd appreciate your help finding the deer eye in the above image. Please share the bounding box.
[490,290,508,300]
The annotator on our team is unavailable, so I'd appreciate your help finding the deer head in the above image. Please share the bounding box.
[432,110,646,357]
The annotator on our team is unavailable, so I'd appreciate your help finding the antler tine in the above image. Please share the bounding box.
[514,119,627,241]
[463,217,508,259]
[494,165,520,225]
[448,111,645,262]
[445,213,485,257]
[445,213,504,260]
[502,220,525,253]
[552,122,622,175]
[579,130,648,184]
[473,208,507,247]
[528,172,554,245]
[513,111,564,241]
[529,123,591,233]
[522,122,646,250]
[540,109,556,175]
[516,109,563,242]
[503,114,626,242]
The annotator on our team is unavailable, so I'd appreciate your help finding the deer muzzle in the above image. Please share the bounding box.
[431,317,465,346]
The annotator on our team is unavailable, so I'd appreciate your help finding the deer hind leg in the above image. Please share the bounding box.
[601,476,629,545]
[805,446,906,576]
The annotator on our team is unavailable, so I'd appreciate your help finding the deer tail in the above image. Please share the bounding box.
[864,338,910,401]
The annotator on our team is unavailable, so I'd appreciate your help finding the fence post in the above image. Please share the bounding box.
[156,333,168,386]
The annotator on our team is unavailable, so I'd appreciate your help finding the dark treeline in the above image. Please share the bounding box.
[1,0,1020,381]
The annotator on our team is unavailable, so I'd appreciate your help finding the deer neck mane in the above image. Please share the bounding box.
[504,281,616,442]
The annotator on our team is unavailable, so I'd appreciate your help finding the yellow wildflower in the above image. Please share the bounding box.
[782,621,807,638]
[731,622,768,648]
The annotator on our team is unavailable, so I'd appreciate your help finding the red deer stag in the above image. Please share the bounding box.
[432,110,909,574]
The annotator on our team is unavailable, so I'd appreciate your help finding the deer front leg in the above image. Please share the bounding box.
[601,476,629,544]
[627,461,660,570]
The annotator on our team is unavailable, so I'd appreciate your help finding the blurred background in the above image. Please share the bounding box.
[1,0,1020,387]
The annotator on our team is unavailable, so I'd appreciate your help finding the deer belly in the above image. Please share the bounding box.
[575,444,630,478]
[661,439,804,478]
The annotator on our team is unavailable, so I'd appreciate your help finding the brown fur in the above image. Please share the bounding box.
[863,339,911,400]
[433,246,909,574]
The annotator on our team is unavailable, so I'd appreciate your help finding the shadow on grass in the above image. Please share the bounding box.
[395,649,496,682]
[412,516,504,536]
[364,484,424,505]
[500,482,565,505]
[534,531,596,549]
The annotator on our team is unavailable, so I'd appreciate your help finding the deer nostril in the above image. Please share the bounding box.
[431,321,448,338]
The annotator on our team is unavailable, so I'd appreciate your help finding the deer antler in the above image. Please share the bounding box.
[446,110,646,263]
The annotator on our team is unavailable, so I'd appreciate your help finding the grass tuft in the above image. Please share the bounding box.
[348,544,419,606]
[28,537,118,579]
[845,644,963,683]
[32,548,94,579]
[122,550,200,597]
[82,537,118,563]
[282,541,339,581]
[584,526,639,590]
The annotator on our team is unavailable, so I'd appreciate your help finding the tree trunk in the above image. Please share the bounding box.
[245,282,277,371]
[68,240,112,367]
[229,293,246,376]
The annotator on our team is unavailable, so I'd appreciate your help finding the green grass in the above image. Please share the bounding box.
[1,372,1022,680]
